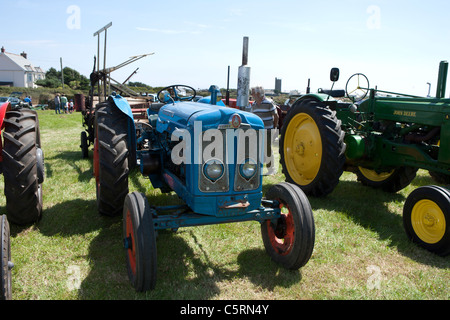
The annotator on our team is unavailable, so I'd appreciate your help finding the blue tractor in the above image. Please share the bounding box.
[93,84,316,292]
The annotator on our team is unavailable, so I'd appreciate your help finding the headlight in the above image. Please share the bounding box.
[240,159,257,180]
[203,159,224,181]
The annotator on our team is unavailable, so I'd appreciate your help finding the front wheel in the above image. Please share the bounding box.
[80,131,89,159]
[403,185,450,256]
[261,182,315,269]
[123,192,157,292]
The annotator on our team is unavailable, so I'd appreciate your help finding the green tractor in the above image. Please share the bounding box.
[280,62,450,256]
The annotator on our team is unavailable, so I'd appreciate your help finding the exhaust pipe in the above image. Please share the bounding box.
[236,37,251,111]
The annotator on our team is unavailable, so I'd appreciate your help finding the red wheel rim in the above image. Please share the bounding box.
[126,210,137,275]
[266,202,295,256]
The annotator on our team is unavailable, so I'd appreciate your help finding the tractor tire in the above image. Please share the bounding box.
[123,192,157,292]
[403,185,450,256]
[0,215,13,300]
[2,109,43,225]
[356,166,417,193]
[261,182,315,270]
[280,99,346,197]
[94,100,129,217]
[80,131,89,159]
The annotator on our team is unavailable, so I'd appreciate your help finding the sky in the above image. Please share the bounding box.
[2,0,450,96]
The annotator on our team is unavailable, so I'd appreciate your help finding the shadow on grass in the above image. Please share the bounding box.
[44,150,93,183]
[308,178,450,269]
[132,229,301,300]
[22,196,301,299]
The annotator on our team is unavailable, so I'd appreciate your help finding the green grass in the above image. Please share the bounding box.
[1,110,449,300]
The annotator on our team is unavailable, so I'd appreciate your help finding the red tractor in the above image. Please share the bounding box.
[0,101,44,299]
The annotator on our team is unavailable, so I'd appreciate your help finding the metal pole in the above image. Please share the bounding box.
[97,35,100,73]
[60,57,64,88]
[242,37,248,66]
[226,65,230,106]
[93,22,112,102]
[104,29,108,97]
[97,34,101,101]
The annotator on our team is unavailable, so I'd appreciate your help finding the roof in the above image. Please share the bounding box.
[0,51,44,74]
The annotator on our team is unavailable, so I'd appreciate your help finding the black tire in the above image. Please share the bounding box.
[123,192,157,292]
[356,166,417,193]
[0,215,13,300]
[94,99,129,216]
[403,185,450,256]
[280,99,346,197]
[2,109,43,225]
[80,131,89,159]
[261,182,315,269]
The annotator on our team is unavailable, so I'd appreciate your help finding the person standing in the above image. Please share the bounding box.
[251,86,279,129]
[60,94,68,113]
[54,94,61,114]
[250,86,279,174]
[24,96,32,107]
[69,99,74,113]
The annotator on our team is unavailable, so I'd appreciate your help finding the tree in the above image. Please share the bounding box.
[35,77,61,88]
[35,67,90,90]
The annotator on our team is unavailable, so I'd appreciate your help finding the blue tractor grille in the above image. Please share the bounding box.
[198,128,261,193]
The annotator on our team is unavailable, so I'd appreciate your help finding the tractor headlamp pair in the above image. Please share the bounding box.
[203,158,257,182]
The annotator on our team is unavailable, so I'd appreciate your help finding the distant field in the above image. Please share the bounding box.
[1,110,448,300]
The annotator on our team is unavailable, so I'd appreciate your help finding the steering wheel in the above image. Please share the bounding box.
[157,85,197,103]
[345,73,370,102]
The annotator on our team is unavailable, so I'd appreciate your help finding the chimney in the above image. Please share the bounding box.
[1,46,5,53]
[20,51,27,59]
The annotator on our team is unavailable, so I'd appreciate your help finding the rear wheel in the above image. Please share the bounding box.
[357,166,417,193]
[2,109,43,225]
[0,215,13,300]
[403,185,450,256]
[123,192,157,292]
[94,99,129,216]
[261,182,315,269]
[280,99,346,197]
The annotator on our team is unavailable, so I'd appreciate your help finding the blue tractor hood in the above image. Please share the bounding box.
[156,101,264,134]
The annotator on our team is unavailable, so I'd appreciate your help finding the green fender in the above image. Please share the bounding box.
[295,93,336,104]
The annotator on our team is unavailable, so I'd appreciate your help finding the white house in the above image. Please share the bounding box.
[0,46,45,88]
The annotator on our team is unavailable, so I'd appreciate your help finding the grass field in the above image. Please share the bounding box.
[1,109,449,300]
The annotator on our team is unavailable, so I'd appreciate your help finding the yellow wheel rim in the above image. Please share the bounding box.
[284,113,322,186]
[411,199,446,244]
[358,167,394,182]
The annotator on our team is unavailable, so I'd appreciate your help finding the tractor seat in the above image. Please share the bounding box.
[149,103,165,112]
